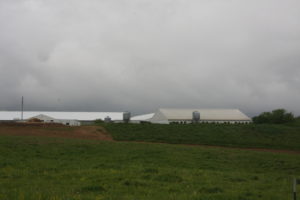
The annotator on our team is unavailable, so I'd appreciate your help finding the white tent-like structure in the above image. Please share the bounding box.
[147,108,252,124]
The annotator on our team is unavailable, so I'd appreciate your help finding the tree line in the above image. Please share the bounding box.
[252,109,296,124]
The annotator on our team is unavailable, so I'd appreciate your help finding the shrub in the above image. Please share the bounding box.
[94,119,104,124]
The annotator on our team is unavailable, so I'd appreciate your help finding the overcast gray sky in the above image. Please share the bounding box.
[0,0,300,116]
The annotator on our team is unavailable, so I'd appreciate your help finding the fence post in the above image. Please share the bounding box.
[294,178,297,200]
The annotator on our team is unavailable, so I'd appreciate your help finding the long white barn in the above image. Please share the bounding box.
[0,111,124,122]
[132,108,251,124]
[27,114,81,126]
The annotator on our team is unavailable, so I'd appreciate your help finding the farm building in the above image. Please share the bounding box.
[131,113,155,123]
[132,108,251,124]
[0,109,252,125]
[0,111,125,125]
[28,114,81,126]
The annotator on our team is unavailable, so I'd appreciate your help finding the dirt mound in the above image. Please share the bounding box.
[0,124,112,141]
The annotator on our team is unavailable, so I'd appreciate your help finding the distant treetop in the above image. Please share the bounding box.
[252,109,295,124]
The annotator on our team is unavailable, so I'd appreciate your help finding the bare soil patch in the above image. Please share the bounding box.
[0,123,112,141]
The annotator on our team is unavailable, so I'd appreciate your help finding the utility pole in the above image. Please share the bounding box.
[21,96,24,121]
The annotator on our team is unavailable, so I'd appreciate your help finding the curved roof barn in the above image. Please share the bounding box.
[149,108,251,124]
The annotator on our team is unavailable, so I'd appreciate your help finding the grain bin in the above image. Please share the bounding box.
[192,111,200,123]
[123,112,131,123]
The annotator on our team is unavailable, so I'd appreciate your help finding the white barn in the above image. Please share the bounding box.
[133,108,252,124]
[28,114,81,126]
[0,111,125,125]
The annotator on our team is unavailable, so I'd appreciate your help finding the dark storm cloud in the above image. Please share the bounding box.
[0,0,300,116]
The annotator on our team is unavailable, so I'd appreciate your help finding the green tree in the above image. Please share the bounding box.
[252,109,295,124]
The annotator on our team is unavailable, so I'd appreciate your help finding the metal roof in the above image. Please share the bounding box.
[131,113,155,121]
[0,111,124,121]
[153,108,251,121]
[29,114,56,120]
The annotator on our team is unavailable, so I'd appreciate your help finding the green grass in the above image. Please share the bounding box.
[0,135,300,200]
[102,122,300,150]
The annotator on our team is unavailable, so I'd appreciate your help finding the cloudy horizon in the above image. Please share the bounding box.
[1,0,300,117]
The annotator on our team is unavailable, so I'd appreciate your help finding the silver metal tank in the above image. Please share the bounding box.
[192,111,200,123]
[123,111,131,123]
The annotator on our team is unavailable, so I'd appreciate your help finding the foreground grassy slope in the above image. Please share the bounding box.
[103,122,300,150]
[0,135,300,200]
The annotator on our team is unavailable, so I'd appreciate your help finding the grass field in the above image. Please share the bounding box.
[102,121,300,151]
[1,135,300,200]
